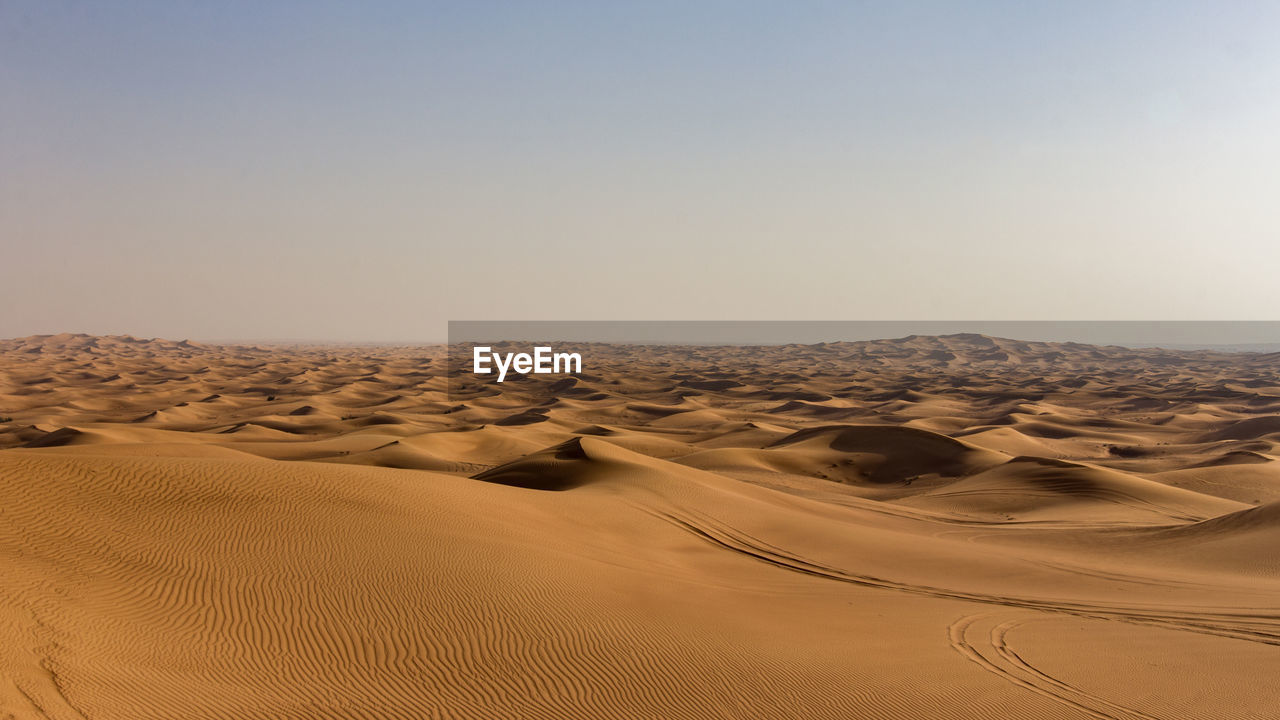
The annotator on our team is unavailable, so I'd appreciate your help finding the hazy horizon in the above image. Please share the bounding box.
[5,2,1280,341]
[10,320,1280,352]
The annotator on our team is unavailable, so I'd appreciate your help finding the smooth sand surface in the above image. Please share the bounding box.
[3,333,1280,718]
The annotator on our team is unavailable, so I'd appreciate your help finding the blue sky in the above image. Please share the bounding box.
[3,2,1278,340]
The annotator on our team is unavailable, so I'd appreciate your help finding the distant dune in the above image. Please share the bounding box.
[2,333,1280,718]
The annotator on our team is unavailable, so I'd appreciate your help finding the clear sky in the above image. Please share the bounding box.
[3,1,1278,341]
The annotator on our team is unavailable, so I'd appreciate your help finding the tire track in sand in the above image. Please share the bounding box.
[948,612,1161,720]
[655,508,1280,648]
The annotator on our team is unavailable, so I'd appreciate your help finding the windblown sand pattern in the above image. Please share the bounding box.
[3,333,1280,718]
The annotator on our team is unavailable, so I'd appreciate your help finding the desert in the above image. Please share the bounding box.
[2,332,1279,719]
[9,2,1278,717]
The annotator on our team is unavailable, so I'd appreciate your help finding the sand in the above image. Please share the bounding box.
[2,332,1279,719]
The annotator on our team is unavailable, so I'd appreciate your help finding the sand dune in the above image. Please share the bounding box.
[898,455,1245,523]
[3,333,1280,718]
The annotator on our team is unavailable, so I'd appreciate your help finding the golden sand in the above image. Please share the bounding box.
[2,333,1279,718]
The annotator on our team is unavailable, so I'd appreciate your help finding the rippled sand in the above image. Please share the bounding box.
[3,332,1279,719]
